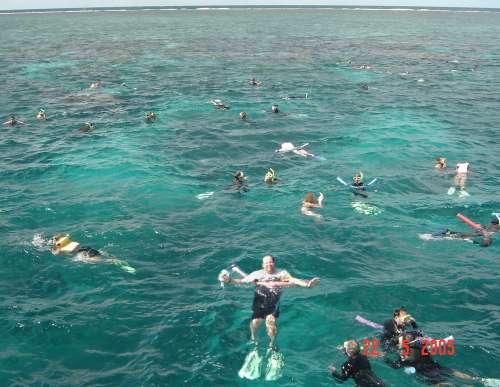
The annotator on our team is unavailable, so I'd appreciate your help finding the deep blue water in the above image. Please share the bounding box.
[0,7,499,386]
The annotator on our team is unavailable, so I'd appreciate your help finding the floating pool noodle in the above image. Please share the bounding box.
[355,315,383,330]
[457,213,482,230]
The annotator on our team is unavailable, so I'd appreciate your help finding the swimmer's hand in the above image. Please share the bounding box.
[307,277,320,288]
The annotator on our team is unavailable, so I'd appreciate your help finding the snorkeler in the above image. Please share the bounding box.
[329,340,386,387]
[219,255,320,348]
[264,168,278,184]
[337,172,377,197]
[429,214,500,247]
[385,330,473,385]
[381,307,418,349]
[435,157,447,170]
[240,111,247,120]
[301,192,324,219]
[145,112,156,122]
[275,142,315,158]
[79,122,95,132]
[49,234,135,272]
[271,104,279,113]
[448,162,469,196]
[36,109,46,120]
[3,115,27,126]
[209,99,230,109]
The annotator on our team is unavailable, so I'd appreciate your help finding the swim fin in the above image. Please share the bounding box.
[238,347,262,380]
[482,378,500,387]
[112,259,136,274]
[264,348,285,381]
[447,186,456,195]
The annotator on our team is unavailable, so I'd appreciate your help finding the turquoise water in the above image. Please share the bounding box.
[1,7,499,386]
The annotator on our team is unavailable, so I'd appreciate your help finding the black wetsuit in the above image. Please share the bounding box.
[385,344,452,385]
[351,181,368,197]
[252,285,281,319]
[332,353,386,387]
[381,319,418,349]
[432,229,492,247]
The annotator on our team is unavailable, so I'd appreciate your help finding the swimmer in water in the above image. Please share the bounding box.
[381,307,418,349]
[330,340,386,387]
[271,104,279,113]
[209,99,230,110]
[145,112,156,122]
[79,122,95,132]
[264,168,278,184]
[36,109,46,120]
[276,142,315,158]
[220,255,320,348]
[3,115,27,126]
[301,192,324,219]
[385,330,474,385]
[432,215,500,247]
[90,80,102,89]
[249,77,262,86]
[435,157,447,170]
[49,234,136,272]
[448,162,469,196]
[240,111,247,120]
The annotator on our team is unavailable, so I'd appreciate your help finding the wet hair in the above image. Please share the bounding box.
[263,255,275,263]
[234,171,244,181]
[304,192,316,204]
[393,306,406,317]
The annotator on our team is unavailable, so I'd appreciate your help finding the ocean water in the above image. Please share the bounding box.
[1,7,499,386]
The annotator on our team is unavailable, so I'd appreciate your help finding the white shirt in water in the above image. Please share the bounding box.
[244,269,291,283]
[456,162,469,173]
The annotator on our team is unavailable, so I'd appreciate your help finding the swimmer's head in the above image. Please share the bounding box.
[145,112,156,121]
[343,340,360,356]
[304,192,315,203]
[353,171,363,182]
[234,171,245,181]
[271,104,279,113]
[491,214,500,225]
[239,111,247,120]
[264,168,276,183]
[262,255,275,273]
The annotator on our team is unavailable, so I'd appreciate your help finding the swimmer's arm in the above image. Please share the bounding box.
[317,193,324,207]
[288,276,320,288]
[231,266,248,278]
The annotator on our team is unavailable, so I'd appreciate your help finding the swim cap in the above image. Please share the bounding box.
[280,142,295,152]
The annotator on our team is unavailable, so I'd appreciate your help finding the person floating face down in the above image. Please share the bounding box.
[381,307,418,349]
[385,331,473,385]
[49,234,101,263]
[434,215,500,247]
[301,192,324,219]
[219,255,320,348]
[330,340,386,387]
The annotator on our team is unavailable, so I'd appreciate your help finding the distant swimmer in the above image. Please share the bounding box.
[264,168,278,184]
[240,111,247,120]
[362,84,369,91]
[49,234,135,273]
[448,162,469,196]
[276,142,315,158]
[3,115,27,126]
[249,77,262,86]
[381,307,418,349]
[231,170,250,193]
[79,122,95,132]
[271,104,279,113]
[90,80,102,89]
[355,64,372,70]
[36,109,46,120]
[280,93,308,100]
[435,156,447,170]
[209,99,230,109]
[385,330,474,385]
[220,255,319,347]
[330,340,386,387]
[301,192,324,219]
[145,112,156,122]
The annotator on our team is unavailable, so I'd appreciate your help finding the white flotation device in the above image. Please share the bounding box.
[55,235,80,253]
[456,162,469,174]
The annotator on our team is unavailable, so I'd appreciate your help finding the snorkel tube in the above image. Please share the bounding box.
[457,213,482,230]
